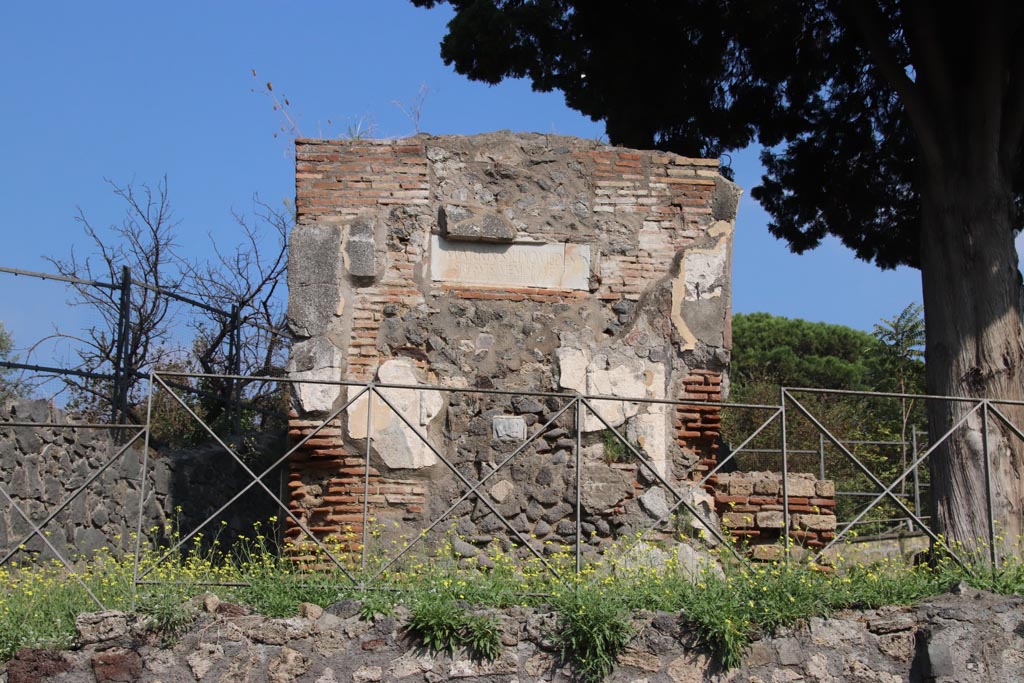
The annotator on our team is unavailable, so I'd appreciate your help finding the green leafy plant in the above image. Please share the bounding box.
[601,429,627,464]
[135,589,197,646]
[463,612,503,662]
[358,591,397,621]
[406,593,503,661]
[553,587,633,683]
[407,593,467,654]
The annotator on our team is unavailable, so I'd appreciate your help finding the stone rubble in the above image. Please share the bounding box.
[3,586,1021,683]
[286,132,743,555]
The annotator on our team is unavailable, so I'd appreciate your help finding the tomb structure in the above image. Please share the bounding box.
[286,132,741,557]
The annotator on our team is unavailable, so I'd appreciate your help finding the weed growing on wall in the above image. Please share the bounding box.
[552,585,633,683]
[1,526,1023,675]
[406,593,502,661]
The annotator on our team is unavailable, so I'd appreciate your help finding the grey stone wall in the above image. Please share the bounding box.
[5,586,1022,682]
[0,399,285,566]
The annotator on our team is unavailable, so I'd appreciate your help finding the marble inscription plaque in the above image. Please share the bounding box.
[430,235,590,290]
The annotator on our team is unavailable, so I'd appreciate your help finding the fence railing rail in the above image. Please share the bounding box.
[1,373,1019,610]
[1,264,288,426]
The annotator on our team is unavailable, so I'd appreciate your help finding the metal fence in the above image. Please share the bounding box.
[736,432,931,535]
[1,373,1021,610]
[0,265,288,428]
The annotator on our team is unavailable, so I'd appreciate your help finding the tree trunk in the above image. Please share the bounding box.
[920,166,1024,561]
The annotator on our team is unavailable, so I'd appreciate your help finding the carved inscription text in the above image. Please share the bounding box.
[430,236,590,290]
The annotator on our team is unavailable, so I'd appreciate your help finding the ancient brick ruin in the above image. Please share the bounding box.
[711,472,838,560]
[285,132,747,559]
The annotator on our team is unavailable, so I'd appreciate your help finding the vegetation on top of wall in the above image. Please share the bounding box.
[1,522,1022,677]
[0,322,23,402]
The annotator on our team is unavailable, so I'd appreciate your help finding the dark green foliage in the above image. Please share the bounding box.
[730,309,925,396]
[412,0,760,167]
[871,303,925,395]
[731,312,880,389]
[725,310,927,529]
[411,2,1024,271]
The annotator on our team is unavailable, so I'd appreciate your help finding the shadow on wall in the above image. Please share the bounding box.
[0,398,286,567]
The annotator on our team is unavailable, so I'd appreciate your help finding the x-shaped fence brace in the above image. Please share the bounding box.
[133,372,372,594]
[137,374,582,590]
[582,395,782,572]
[137,373,784,591]
[6,377,1020,603]
[359,384,576,585]
[783,389,1024,571]
[0,419,146,609]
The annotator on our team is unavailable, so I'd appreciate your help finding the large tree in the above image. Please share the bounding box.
[731,312,881,390]
[413,0,1024,556]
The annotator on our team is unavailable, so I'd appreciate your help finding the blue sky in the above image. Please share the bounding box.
[0,1,923,366]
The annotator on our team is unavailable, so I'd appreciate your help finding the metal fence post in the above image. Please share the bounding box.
[982,401,998,570]
[574,396,582,576]
[911,427,921,532]
[362,381,374,580]
[111,265,132,425]
[781,387,790,565]
[132,370,155,611]
[228,304,241,434]
[818,433,825,481]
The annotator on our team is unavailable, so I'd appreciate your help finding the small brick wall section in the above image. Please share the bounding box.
[677,370,723,477]
[707,471,837,561]
[285,415,425,557]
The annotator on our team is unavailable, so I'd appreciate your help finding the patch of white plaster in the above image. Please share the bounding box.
[347,359,443,469]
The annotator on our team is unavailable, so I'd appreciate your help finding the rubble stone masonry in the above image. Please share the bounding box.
[286,132,743,557]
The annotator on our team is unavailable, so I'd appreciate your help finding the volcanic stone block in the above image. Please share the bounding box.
[581,463,634,512]
[344,216,377,278]
[756,511,785,529]
[785,474,817,498]
[639,487,671,521]
[441,204,517,242]
[752,473,781,496]
[489,480,514,503]
[726,475,754,496]
[793,514,837,531]
[722,511,755,529]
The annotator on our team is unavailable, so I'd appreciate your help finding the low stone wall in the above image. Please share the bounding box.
[4,587,1022,683]
[708,471,837,560]
[0,399,286,565]
[0,400,163,563]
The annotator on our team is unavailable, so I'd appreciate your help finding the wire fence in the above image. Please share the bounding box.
[2,371,1021,609]
[732,430,931,537]
[0,264,287,428]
